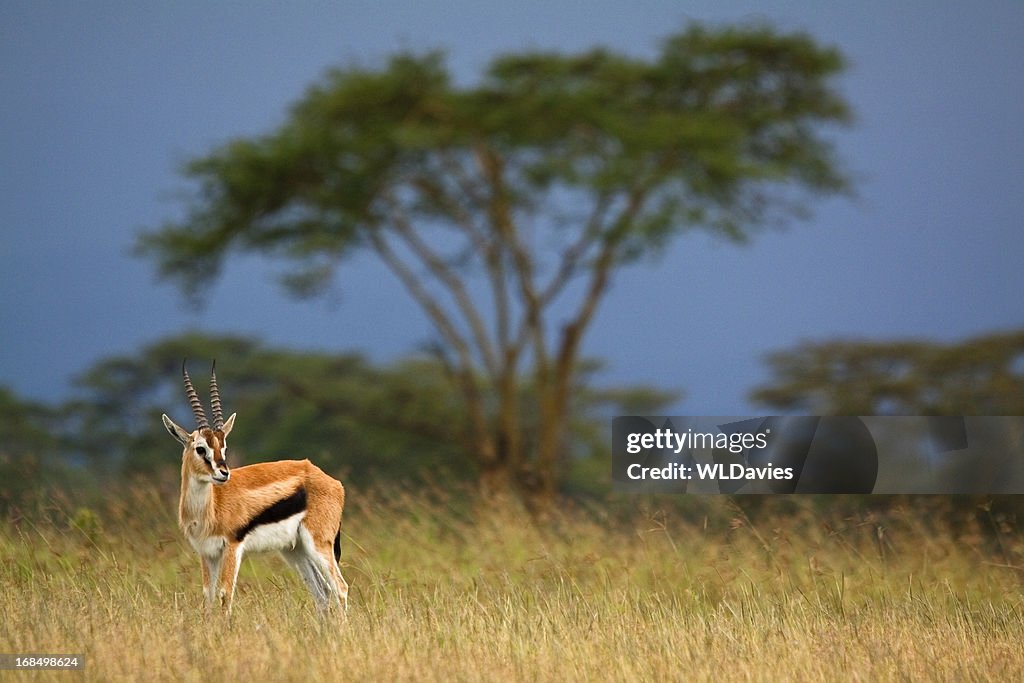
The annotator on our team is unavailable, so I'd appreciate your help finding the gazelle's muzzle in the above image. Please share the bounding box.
[205,448,230,483]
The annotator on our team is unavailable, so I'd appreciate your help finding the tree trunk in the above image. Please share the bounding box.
[529,394,559,502]
[474,397,565,514]
[467,340,573,513]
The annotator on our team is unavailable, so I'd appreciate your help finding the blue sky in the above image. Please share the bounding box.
[1,1,1023,414]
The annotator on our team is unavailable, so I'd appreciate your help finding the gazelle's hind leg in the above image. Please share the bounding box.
[332,560,349,612]
[282,528,346,613]
[281,545,331,609]
[298,468,348,613]
[321,537,349,612]
[306,540,347,613]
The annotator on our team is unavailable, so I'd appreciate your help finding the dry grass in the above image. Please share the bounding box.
[3,487,1024,682]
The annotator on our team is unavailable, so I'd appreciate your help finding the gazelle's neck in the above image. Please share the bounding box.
[179,460,217,538]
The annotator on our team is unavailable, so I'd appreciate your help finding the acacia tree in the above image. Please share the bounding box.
[138,24,852,505]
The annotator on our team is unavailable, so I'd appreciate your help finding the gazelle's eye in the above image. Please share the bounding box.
[196,446,207,457]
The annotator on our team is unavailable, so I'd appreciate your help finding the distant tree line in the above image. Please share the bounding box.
[0,332,674,511]
[751,329,1024,415]
[747,328,1024,533]
[3,328,1022,520]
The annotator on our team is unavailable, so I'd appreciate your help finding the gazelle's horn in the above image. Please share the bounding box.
[182,359,209,429]
[209,360,224,431]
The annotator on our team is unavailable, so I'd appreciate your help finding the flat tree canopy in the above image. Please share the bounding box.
[138,24,852,505]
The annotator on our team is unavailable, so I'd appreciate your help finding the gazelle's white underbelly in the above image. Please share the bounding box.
[242,511,307,553]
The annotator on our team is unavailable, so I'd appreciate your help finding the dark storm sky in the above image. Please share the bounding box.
[2,1,1022,414]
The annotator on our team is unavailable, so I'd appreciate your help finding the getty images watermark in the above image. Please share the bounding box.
[612,416,1024,494]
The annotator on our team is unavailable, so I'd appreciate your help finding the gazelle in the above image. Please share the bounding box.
[162,360,349,614]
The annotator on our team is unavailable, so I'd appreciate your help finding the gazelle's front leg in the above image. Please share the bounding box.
[200,557,212,607]
[216,542,244,614]
[201,554,222,610]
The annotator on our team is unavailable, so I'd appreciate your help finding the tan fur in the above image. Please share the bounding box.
[164,414,348,615]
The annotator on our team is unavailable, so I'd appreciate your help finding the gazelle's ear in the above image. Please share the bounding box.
[162,414,191,446]
[221,413,237,437]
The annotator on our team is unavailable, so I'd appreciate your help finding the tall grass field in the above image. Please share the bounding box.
[3,485,1024,681]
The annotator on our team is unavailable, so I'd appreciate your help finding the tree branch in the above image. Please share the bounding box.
[537,190,612,307]
[557,184,651,383]
[438,148,487,209]
[366,228,496,464]
[409,164,513,367]
[386,193,500,379]
[474,143,549,377]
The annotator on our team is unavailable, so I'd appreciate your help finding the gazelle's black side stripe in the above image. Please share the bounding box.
[233,487,307,542]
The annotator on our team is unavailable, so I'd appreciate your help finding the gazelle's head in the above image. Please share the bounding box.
[162,360,236,485]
